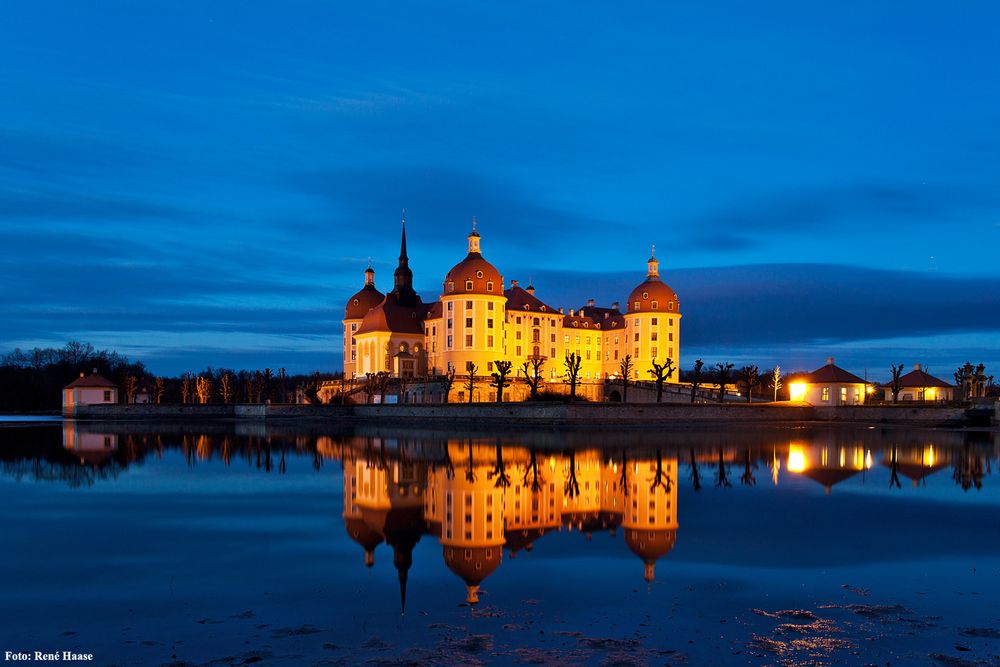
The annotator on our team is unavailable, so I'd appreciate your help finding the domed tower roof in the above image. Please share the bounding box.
[443,545,502,604]
[344,516,384,568]
[345,264,385,320]
[443,218,503,297]
[624,528,677,582]
[626,246,679,314]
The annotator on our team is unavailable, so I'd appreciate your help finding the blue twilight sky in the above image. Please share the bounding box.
[2,1,999,377]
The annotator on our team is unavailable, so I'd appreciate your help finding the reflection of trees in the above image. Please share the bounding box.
[688,447,702,492]
[464,439,476,483]
[715,447,731,488]
[490,440,511,489]
[887,446,901,489]
[564,450,581,498]
[649,449,672,492]
[523,448,543,492]
[739,449,756,487]
[619,452,629,496]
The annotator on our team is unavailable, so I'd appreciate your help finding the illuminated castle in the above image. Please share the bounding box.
[343,216,682,384]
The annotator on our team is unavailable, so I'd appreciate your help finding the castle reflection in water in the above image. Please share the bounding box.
[3,422,997,606]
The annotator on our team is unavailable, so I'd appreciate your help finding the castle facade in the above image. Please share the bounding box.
[343,218,682,383]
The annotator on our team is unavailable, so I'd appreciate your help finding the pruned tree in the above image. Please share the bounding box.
[362,373,377,404]
[466,363,478,404]
[397,373,410,404]
[769,365,782,402]
[690,358,704,404]
[491,360,513,403]
[442,367,457,403]
[376,371,390,402]
[181,374,193,404]
[564,353,582,400]
[648,357,676,403]
[520,357,545,399]
[889,363,905,403]
[154,376,165,404]
[263,368,274,403]
[739,364,760,404]
[619,354,634,402]
[715,362,734,403]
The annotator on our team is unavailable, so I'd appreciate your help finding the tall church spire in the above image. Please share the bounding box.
[394,209,414,297]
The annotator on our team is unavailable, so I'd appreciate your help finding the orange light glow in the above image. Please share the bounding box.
[787,445,807,473]
[789,382,807,401]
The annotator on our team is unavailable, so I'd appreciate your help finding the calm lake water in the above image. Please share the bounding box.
[1,421,999,666]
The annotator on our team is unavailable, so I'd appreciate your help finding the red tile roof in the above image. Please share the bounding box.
[65,371,117,389]
[503,285,558,313]
[891,369,953,389]
[801,363,866,385]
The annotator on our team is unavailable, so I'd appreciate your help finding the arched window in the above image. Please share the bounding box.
[447,281,455,293]
[465,280,473,290]
[487,281,494,292]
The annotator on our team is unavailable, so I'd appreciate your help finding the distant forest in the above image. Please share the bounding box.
[0,342,338,412]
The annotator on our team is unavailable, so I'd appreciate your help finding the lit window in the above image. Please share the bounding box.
[466,280,473,290]
[465,317,473,328]
[466,334,473,347]
[651,318,657,326]
[487,302,494,311]
[487,319,494,328]
[633,301,639,310]
[466,300,473,309]
[668,302,674,311]
[822,387,830,401]
[487,335,494,347]
[651,301,658,309]
[487,281,493,291]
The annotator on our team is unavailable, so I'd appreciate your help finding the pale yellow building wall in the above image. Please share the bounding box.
[623,457,679,531]
[504,311,563,373]
[343,319,363,378]
[621,313,682,381]
[439,294,507,375]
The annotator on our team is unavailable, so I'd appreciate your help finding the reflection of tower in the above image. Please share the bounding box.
[786,439,871,493]
[622,455,679,582]
[561,450,603,533]
[355,448,427,612]
[342,460,384,568]
[440,441,505,604]
[503,447,561,556]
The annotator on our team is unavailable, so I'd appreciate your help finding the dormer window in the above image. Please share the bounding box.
[651,300,658,310]
[668,302,674,311]
[540,306,545,312]
[448,281,455,293]
[487,281,493,292]
[633,301,639,310]
[465,280,473,290]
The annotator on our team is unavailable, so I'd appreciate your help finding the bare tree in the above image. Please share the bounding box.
[219,373,234,403]
[769,366,782,402]
[520,357,545,399]
[889,363,905,403]
[466,364,478,403]
[564,353,582,400]
[124,374,138,404]
[196,376,213,404]
[397,374,410,404]
[181,374,193,404]
[715,362,734,403]
[491,360,513,403]
[442,367,457,403]
[690,358,704,404]
[362,373,377,404]
[648,357,676,403]
[619,354,634,402]
[739,365,760,404]
[154,377,165,404]
[263,368,274,403]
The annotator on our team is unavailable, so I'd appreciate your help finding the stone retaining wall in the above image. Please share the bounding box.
[70,401,977,426]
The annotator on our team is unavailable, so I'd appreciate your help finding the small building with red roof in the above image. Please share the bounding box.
[786,358,867,406]
[63,369,118,415]
[886,364,954,402]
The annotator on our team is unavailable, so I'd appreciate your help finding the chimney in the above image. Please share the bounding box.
[611,301,620,311]
[559,308,564,314]
[826,357,835,366]
[511,279,519,287]
[604,313,609,319]
[587,298,596,307]
[80,372,85,378]
[569,309,575,316]
[914,363,922,371]
[92,367,98,374]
